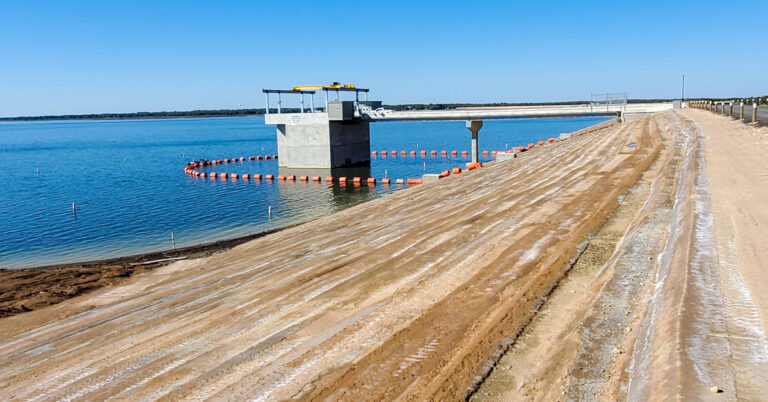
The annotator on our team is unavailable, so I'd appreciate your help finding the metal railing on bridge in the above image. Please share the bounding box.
[590,93,627,113]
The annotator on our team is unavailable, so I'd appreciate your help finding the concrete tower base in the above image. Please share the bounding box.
[265,102,371,169]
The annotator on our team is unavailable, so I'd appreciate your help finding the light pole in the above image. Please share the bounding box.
[681,74,685,101]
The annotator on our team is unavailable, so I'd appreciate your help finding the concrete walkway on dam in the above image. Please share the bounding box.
[1,110,767,401]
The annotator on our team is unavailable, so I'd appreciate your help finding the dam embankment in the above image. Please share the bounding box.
[0,115,661,400]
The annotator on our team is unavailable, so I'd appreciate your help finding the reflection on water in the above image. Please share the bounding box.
[0,116,610,268]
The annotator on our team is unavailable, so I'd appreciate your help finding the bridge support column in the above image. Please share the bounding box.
[466,120,483,164]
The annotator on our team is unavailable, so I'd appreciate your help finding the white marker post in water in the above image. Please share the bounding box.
[268,205,272,222]
[171,232,176,249]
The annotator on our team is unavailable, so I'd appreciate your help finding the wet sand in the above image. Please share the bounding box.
[0,228,289,318]
[1,110,766,400]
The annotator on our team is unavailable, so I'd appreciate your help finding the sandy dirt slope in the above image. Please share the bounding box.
[475,110,768,401]
[0,117,660,401]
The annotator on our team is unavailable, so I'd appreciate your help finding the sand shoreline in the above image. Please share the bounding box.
[0,226,293,317]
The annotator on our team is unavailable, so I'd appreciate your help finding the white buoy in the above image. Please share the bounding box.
[36,168,40,175]
[72,202,76,214]
[268,205,272,221]
[171,232,176,249]
[384,169,388,178]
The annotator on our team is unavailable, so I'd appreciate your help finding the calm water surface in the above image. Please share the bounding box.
[0,115,609,268]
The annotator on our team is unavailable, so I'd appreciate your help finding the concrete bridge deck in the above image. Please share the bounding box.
[363,102,673,121]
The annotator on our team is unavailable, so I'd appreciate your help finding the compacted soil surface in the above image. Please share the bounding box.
[1,110,766,401]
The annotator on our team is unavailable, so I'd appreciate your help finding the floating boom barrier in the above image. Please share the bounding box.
[183,138,556,186]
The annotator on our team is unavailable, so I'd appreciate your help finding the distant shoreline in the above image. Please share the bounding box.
[0,99,681,122]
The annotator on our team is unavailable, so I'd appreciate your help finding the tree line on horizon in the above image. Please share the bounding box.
[2,96,765,121]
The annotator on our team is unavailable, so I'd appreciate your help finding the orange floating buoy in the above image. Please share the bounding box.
[286,175,296,181]
[548,138,555,143]
[451,150,457,156]
[367,177,376,184]
[452,167,462,174]
[265,174,273,180]
[483,150,489,156]
[253,174,262,180]
[528,143,535,149]
[240,157,245,162]
[381,150,388,156]
[538,140,545,146]
[200,172,207,177]
[257,155,263,160]
[400,151,406,156]
[325,176,334,182]
[420,150,427,156]
[352,177,362,183]
[217,159,223,164]
[312,176,321,181]
[338,176,347,183]
[518,146,526,152]
[440,170,450,178]
[209,172,217,178]
[300,175,309,181]
[265,155,271,160]
[372,151,378,156]
[249,156,255,160]
[277,174,286,181]
[223,158,229,163]
[382,178,391,184]
[220,172,228,178]
[273,155,278,159]
[430,150,436,156]
[230,173,239,179]
[410,151,416,156]
[242,173,250,180]
[441,150,447,156]
[461,150,468,156]
[491,151,498,156]
[407,178,423,185]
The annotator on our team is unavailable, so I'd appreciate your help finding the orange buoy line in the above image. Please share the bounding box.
[185,143,512,187]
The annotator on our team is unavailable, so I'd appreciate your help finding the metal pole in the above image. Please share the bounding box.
[277,93,282,113]
[325,90,329,111]
[265,93,270,114]
[300,93,304,113]
[681,75,685,101]
[335,89,339,101]
[364,91,368,101]
[310,93,315,112]
[730,101,733,117]
[355,90,359,112]
[740,101,744,120]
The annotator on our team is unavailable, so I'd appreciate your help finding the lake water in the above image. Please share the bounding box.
[0,115,609,268]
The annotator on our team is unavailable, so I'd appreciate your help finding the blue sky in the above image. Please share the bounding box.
[1,0,766,117]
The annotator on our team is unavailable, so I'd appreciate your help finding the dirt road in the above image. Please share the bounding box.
[475,110,768,401]
[1,110,765,401]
